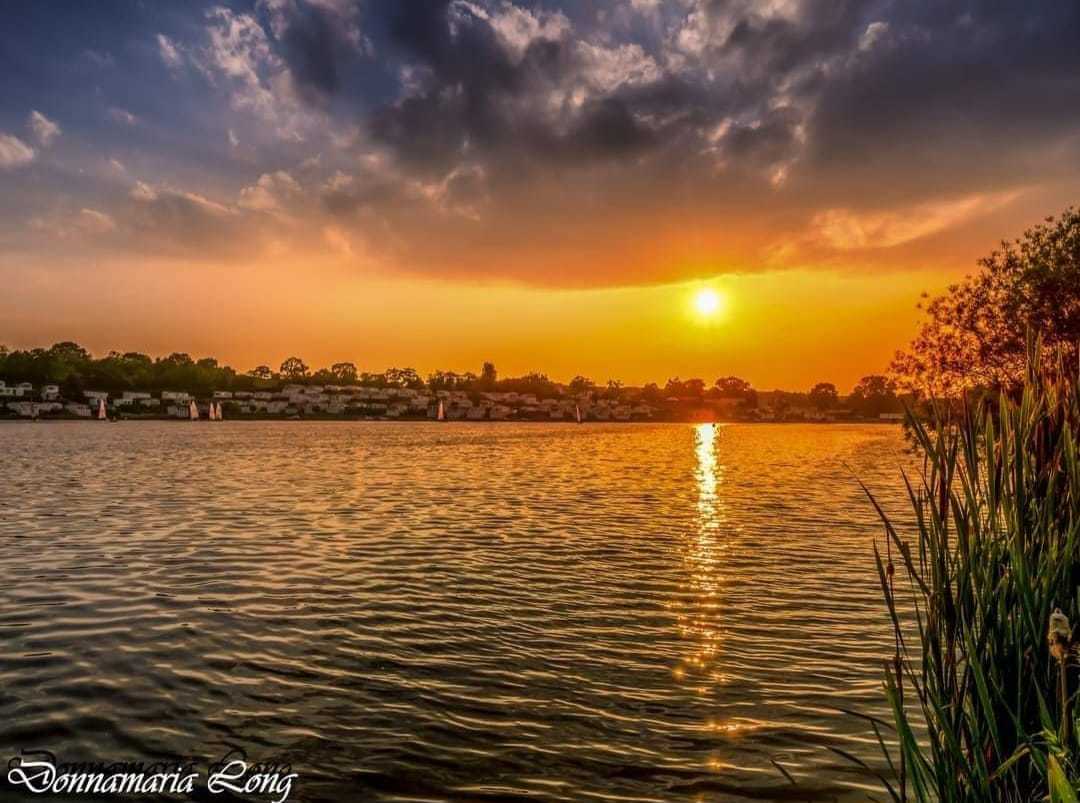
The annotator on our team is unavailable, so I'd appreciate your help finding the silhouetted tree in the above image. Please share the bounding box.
[892,206,1080,395]
[809,382,838,410]
[384,367,423,388]
[480,361,497,388]
[279,357,309,380]
[249,365,273,380]
[330,362,358,384]
[568,375,595,395]
[666,377,706,398]
[850,375,899,417]
[714,376,753,398]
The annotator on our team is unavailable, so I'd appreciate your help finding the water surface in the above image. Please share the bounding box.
[0,422,913,801]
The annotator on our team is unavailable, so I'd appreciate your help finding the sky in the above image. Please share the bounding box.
[1,1,1079,391]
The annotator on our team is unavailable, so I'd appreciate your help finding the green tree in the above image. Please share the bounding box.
[49,341,91,362]
[892,206,1080,396]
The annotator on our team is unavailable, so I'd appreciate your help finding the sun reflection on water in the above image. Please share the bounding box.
[673,424,728,685]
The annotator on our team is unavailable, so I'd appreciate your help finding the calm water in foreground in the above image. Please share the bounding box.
[0,422,916,802]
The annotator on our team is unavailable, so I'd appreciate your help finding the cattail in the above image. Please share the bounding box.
[1048,608,1072,662]
[1049,608,1073,745]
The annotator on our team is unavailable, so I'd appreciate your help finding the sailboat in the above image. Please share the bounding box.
[575,404,582,424]
[97,398,107,420]
[215,402,224,421]
[436,400,446,421]
[189,399,199,421]
[208,402,217,421]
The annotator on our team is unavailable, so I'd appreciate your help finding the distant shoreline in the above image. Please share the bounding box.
[0,417,903,425]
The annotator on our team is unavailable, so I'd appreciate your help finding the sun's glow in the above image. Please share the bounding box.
[693,288,725,318]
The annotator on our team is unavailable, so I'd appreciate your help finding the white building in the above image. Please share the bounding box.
[7,401,38,417]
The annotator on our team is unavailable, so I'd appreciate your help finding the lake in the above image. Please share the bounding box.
[0,422,915,802]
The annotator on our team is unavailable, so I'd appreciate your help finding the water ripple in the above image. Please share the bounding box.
[0,422,914,801]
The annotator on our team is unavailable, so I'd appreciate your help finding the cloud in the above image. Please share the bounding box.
[257,0,369,102]
[6,1,1080,289]
[455,1,572,63]
[157,33,183,68]
[238,170,301,212]
[0,134,35,168]
[810,192,1023,251]
[108,107,139,126]
[28,110,61,146]
[191,6,318,141]
[77,208,117,234]
[111,182,258,260]
[858,21,888,52]
[130,181,158,202]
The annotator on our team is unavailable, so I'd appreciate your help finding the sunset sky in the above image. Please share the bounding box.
[2,1,1079,390]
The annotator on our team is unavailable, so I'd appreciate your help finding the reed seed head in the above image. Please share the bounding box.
[1048,608,1072,662]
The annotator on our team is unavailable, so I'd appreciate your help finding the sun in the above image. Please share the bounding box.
[693,288,725,318]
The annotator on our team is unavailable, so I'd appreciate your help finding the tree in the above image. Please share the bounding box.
[714,376,753,398]
[280,357,309,380]
[249,365,273,380]
[384,367,423,388]
[808,382,838,410]
[892,206,1080,396]
[49,341,91,362]
[850,374,898,417]
[330,362,358,384]
[568,375,595,395]
[666,377,706,398]
[480,361,497,387]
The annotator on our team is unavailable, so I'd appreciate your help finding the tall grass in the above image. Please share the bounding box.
[868,342,1080,802]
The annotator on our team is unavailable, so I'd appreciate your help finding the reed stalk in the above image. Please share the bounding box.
[866,338,1080,802]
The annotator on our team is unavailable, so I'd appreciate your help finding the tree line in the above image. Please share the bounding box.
[0,342,902,415]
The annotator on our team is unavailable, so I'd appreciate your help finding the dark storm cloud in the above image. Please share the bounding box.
[261,0,372,103]
[350,1,1080,194]
[279,6,342,97]
[805,2,1080,184]
[3,0,1080,285]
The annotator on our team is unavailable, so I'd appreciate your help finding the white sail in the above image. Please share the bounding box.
[189,399,199,420]
[215,402,223,421]
[97,398,107,420]
[208,402,217,421]
[575,404,582,424]
[437,400,445,421]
